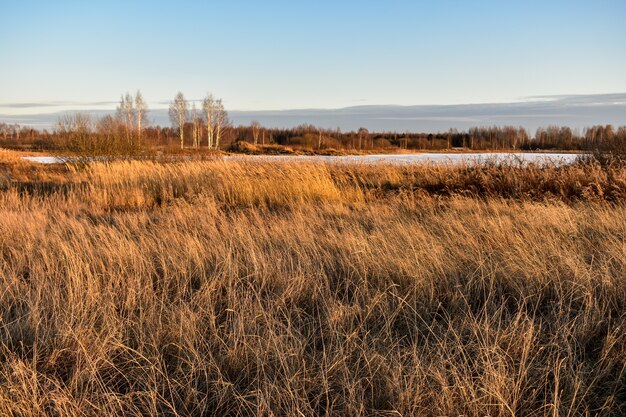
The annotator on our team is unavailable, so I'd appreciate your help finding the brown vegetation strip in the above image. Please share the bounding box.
[0,156,625,416]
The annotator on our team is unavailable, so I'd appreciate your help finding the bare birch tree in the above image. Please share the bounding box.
[169,92,189,149]
[191,102,200,149]
[251,120,261,145]
[214,99,228,149]
[116,92,135,147]
[135,90,148,147]
[202,93,215,148]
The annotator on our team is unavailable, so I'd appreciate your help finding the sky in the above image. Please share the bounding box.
[1,0,625,123]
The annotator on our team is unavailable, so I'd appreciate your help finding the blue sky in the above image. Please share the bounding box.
[1,0,625,114]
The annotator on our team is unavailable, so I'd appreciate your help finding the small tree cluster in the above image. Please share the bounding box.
[169,92,229,150]
[115,91,149,150]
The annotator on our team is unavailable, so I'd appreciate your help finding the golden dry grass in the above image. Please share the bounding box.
[0,154,624,416]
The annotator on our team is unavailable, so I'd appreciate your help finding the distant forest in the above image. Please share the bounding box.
[1,91,624,154]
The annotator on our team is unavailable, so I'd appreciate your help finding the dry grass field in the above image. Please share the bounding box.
[0,149,625,416]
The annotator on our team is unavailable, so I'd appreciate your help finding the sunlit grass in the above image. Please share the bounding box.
[0,155,624,416]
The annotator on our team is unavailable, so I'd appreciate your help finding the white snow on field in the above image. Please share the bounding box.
[22,156,66,164]
[224,153,581,166]
[22,153,583,166]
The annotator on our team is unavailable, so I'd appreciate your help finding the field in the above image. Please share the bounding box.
[0,149,625,416]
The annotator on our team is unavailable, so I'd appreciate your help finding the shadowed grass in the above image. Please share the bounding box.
[0,154,624,416]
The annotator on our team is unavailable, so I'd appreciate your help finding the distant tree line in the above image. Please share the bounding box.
[1,92,624,156]
[226,124,625,153]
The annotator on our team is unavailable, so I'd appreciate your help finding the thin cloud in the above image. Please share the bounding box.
[0,100,119,109]
[522,93,626,104]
